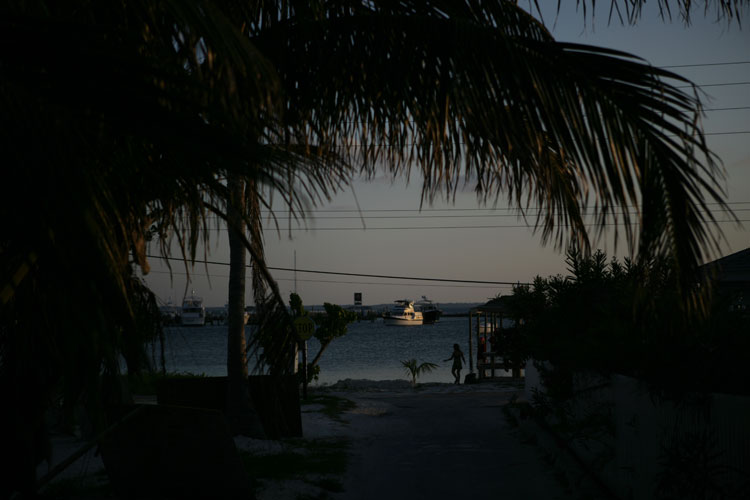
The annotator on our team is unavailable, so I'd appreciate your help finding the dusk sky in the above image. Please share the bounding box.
[142,4,750,308]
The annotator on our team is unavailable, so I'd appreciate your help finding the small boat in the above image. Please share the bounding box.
[181,291,206,326]
[204,307,227,325]
[383,299,423,326]
[159,299,181,326]
[416,296,442,324]
[219,304,253,325]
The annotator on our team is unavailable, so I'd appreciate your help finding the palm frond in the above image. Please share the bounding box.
[566,1,748,26]
[402,359,440,385]
[253,1,731,296]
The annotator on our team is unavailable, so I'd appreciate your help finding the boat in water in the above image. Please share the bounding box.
[416,296,443,324]
[159,299,181,326]
[181,291,206,326]
[383,299,423,326]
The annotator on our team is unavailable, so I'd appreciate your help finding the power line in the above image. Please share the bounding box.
[704,106,750,112]
[705,131,750,136]
[198,208,750,221]
[145,269,510,289]
[176,211,750,227]
[152,219,747,232]
[250,202,750,215]
[269,266,528,285]
[266,209,750,220]
[267,219,747,231]
[175,218,745,231]
[266,129,750,150]
[299,130,750,148]
[146,255,530,285]
[662,61,750,69]
[276,278,511,289]
[289,213,749,221]
[677,81,750,89]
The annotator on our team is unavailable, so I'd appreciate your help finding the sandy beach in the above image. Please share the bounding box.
[38,378,577,499]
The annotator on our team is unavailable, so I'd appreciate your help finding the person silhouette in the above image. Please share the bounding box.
[444,343,466,384]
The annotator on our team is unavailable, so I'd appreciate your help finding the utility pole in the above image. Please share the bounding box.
[294,250,297,294]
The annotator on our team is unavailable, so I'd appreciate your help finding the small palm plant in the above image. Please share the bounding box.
[401,359,439,386]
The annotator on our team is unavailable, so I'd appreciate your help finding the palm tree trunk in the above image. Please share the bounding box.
[226,176,265,437]
[248,180,267,313]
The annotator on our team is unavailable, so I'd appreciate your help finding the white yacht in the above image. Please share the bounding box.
[181,291,205,326]
[383,299,423,326]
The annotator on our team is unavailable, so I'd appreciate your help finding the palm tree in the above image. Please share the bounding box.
[402,359,440,386]
[224,177,265,436]
[1,1,743,494]
[236,0,738,366]
[0,3,287,493]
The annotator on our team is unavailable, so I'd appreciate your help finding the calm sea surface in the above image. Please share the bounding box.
[148,317,504,385]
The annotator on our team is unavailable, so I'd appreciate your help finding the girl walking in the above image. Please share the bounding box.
[444,344,466,384]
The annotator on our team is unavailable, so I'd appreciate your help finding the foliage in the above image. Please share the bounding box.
[513,249,750,498]
[241,0,739,372]
[313,304,358,346]
[238,438,349,493]
[305,363,322,384]
[401,359,439,386]
[507,249,750,396]
[305,303,358,382]
[121,277,165,376]
[288,294,357,383]
[655,429,742,500]
[290,293,308,319]
[562,1,747,26]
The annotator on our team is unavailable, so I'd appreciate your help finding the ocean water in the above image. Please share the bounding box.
[148,316,507,385]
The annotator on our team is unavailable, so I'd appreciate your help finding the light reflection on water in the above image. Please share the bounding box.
[150,317,507,385]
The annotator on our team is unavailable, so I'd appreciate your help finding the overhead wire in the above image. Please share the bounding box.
[145,255,531,286]
[144,269,513,289]
[263,220,748,231]
[156,218,748,231]
[660,61,750,68]
[191,202,750,216]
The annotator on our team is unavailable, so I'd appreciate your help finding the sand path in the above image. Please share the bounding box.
[307,380,573,500]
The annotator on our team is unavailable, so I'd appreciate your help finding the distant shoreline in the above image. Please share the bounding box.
[205,302,483,315]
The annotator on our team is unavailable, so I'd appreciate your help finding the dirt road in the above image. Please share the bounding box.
[315,382,573,500]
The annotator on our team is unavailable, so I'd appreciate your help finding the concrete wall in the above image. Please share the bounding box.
[524,360,750,499]
[611,374,749,499]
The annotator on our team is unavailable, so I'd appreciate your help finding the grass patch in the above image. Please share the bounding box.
[302,395,356,423]
[239,438,350,483]
[39,473,113,499]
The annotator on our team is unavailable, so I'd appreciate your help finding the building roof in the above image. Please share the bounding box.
[700,247,750,285]
[470,295,511,314]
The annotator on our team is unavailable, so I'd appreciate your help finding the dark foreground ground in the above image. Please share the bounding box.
[38,380,581,499]
[311,381,575,500]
